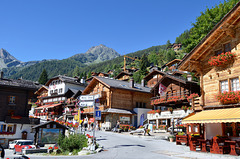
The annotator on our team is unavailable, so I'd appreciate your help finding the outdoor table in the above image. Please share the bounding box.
[225,140,240,156]
[210,137,230,154]
[198,139,207,152]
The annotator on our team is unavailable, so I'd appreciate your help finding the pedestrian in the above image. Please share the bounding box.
[84,117,88,131]
[143,124,149,136]
[0,144,4,159]
[116,120,120,129]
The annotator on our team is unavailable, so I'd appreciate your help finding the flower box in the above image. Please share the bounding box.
[208,52,236,67]
[216,91,240,105]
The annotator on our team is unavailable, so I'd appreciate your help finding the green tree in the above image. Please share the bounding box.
[38,69,48,85]
[139,54,149,76]
[182,0,238,53]
[72,66,81,77]
[87,71,92,79]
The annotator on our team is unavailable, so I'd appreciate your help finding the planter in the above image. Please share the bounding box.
[169,137,174,142]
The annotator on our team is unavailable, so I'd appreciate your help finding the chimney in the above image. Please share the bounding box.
[141,79,145,87]
[129,78,134,88]
[80,77,85,84]
[0,71,3,79]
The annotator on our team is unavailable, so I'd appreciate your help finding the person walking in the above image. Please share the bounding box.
[0,145,5,159]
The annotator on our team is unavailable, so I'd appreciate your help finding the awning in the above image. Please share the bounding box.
[35,103,61,109]
[182,107,240,124]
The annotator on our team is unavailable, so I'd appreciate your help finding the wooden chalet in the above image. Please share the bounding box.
[144,70,167,88]
[148,73,200,129]
[82,76,152,130]
[179,1,240,140]
[115,71,133,81]
[0,72,40,148]
[34,75,86,122]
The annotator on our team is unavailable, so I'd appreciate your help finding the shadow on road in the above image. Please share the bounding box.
[96,138,107,141]
[111,144,145,149]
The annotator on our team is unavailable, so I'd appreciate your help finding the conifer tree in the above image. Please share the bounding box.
[38,69,48,85]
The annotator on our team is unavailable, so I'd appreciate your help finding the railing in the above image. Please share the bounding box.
[88,91,107,98]
[151,91,189,105]
[83,105,107,113]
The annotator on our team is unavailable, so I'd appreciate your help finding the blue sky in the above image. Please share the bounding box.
[0,0,224,62]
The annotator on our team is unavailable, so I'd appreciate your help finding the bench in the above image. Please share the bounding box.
[176,135,189,146]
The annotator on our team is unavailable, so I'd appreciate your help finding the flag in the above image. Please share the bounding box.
[158,83,167,96]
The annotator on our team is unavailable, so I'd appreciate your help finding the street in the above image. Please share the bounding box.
[4,131,240,159]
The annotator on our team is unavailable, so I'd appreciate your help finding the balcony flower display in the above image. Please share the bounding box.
[216,91,240,104]
[187,93,199,102]
[208,52,236,67]
[168,107,173,113]
[147,109,161,114]
[181,106,187,111]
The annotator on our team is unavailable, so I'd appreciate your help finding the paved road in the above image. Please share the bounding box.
[5,131,240,159]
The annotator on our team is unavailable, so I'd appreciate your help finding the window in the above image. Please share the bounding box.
[136,102,139,108]
[225,123,233,136]
[59,88,63,94]
[220,80,229,93]
[0,125,6,132]
[215,49,222,55]
[9,96,16,104]
[54,89,58,93]
[7,125,14,133]
[231,78,240,91]
[143,103,146,108]
[224,43,231,52]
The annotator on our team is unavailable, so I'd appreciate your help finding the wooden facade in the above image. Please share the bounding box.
[179,2,240,139]
[151,75,200,108]
[144,70,166,88]
[82,77,152,129]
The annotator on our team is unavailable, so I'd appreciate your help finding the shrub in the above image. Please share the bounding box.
[58,134,88,152]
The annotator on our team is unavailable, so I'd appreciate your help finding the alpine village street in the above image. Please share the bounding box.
[3,1,240,159]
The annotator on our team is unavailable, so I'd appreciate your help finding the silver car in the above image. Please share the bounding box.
[8,140,17,149]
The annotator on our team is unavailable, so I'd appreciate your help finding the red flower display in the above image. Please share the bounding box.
[208,52,236,67]
[147,110,161,114]
[216,91,240,104]
[187,93,199,102]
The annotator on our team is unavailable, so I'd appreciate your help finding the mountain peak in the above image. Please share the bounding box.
[71,44,120,64]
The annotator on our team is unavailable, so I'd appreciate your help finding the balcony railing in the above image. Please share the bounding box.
[88,91,107,99]
[151,91,189,105]
[83,105,107,113]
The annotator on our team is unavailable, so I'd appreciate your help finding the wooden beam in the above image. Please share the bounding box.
[195,32,225,61]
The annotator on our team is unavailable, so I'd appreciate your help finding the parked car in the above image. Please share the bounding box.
[9,140,18,149]
[167,126,183,132]
[13,140,36,155]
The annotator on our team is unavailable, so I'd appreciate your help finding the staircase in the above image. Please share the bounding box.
[191,97,203,111]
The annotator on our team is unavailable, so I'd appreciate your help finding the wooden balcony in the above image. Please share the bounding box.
[151,91,189,105]
[83,105,108,113]
[89,91,107,99]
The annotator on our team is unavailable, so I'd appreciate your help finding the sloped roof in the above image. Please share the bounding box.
[83,76,151,94]
[143,70,167,81]
[115,71,132,79]
[0,78,41,90]
[150,74,198,93]
[45,75,85,86]
[178,1,240,71]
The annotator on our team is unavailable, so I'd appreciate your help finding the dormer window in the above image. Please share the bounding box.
[224,43,231,52]
[8,96,16,104]
[215,49,222,56]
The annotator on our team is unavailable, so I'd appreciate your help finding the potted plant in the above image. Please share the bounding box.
[169,135,175,142]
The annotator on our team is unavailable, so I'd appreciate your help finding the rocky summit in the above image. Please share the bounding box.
[70,44,120,64]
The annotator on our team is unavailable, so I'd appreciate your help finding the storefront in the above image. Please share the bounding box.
[182,107,240,139]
